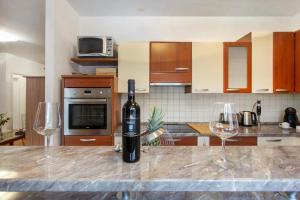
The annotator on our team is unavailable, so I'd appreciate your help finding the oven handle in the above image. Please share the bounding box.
[65,99,107,103]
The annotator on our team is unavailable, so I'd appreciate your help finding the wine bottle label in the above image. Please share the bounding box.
[123,118,139,137]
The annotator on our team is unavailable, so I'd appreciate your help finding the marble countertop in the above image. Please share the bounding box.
[115,123,300,137]
[1,146,300,192]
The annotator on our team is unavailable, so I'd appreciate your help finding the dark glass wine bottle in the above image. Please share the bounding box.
[122,79,140,163]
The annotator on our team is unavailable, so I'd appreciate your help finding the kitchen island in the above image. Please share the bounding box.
[0,146,300,200]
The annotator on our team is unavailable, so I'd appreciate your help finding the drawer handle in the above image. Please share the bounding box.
[135,88,147,92]
[176,67,189,71]
[225,139,240,142]
[256,89,269,92]
[275,89,289,92]
[266,139,282,142]
[226,88,240,92]
[195,89,209,92]
[80,139,96,142]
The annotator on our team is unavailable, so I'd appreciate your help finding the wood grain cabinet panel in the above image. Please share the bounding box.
[150,42,192,84]
[162,136,198,146]
[273,32,295,93]
[25,77,45,146]
[209,136,257,146]
[64,136,113,146]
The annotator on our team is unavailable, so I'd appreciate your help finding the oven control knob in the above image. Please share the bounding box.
[99,91,103,94]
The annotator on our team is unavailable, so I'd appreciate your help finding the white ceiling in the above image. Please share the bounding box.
[0,0,45,63]
[68,0,300,17]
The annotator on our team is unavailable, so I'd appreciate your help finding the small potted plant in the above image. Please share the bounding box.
[0,113,10,134]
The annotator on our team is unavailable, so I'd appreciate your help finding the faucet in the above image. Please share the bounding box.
[252,100,261,129]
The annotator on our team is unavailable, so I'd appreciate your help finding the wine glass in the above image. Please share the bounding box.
[33,102,61,158]
[209,102,239,168]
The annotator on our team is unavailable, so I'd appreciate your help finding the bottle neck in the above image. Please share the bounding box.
[128,92,135,101]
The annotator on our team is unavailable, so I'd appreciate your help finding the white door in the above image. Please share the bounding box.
[118,42,150,93]
[192,42,223,93]
[12,74,26,130]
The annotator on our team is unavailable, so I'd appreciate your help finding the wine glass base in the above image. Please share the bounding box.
[214,157,235,170]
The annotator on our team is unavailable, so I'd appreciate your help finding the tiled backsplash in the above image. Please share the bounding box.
[121,86,300,123]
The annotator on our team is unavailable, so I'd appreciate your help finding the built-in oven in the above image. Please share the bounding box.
[64,88,112,136]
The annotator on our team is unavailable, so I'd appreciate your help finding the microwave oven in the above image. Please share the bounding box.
[77,36,116,57]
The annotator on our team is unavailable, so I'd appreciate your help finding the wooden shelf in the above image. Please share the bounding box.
[71,57,118,66]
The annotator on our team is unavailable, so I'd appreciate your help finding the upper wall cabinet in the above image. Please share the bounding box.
[252,32,273,93]
[223,42,252,93]
[150,42,192,85]
[192,43,223,93]
[273,32,295,93]
[295,30,300,93]
[118,42,149,93]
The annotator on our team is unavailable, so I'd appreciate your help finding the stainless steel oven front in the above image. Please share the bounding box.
[64,88,112,136]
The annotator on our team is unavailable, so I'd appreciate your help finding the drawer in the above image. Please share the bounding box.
[209,136,257,146]
[64,136,113,146]
[258,137,300,146]
[167,136,198,146]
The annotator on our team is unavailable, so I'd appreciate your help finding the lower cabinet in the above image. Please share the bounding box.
[64,136,113,146]
[258,137,300,146]
[209,136,257,146]
[166,136,198,146]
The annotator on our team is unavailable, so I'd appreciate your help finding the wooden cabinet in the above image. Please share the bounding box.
[192,43,223,93]
[25,77,45,146]
[258,137,300,146]
[223,42,252,93]
[118,42,149,93]
[273,32,295,93]
[61,75,120,146]
[252,32,273,93]
[150,42,192,84]
[209,136,257,146]
[295,30,300,92]
[65,136,113,146]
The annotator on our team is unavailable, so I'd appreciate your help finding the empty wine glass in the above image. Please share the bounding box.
[33,102,61,158]
[209,102,239,168]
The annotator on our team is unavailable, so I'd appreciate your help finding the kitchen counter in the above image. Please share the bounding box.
[188,123,300,137]
[1,146,300,193]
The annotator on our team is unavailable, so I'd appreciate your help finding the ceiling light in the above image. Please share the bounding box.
[0,31,19,42]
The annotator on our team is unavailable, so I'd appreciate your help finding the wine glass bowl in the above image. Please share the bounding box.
[209,102,239,168]
[33,102,61,148]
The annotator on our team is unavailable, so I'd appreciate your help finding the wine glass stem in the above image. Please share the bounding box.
[46,135,50,147]
[221,139,226,161]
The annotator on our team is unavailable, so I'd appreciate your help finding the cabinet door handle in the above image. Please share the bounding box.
[266,139,282,142]
[135,88,147,92]
[80,139,96,142]
[195,89,209,92]
[275,89,289,92]
[176,67,189,71]
[226,88,240,92]
[256,89,270,92]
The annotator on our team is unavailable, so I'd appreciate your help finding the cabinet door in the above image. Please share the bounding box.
[252,32,273,93]
[209,136,257,146]
[150,42,192,84]
[258,137,300,146]
[192,43,223,93]
[295,30,300,92]
[118,42,149,93]
[273,32,294,93]
[224,42,252,93]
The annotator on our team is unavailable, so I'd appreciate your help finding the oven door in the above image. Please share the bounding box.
[64,98,112,136]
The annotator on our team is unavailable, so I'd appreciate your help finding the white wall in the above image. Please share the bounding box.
[45,0,79,145]
[79,16,293,42]
[0,53,44,131]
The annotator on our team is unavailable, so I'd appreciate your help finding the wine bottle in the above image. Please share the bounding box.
[122,79,140,163]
